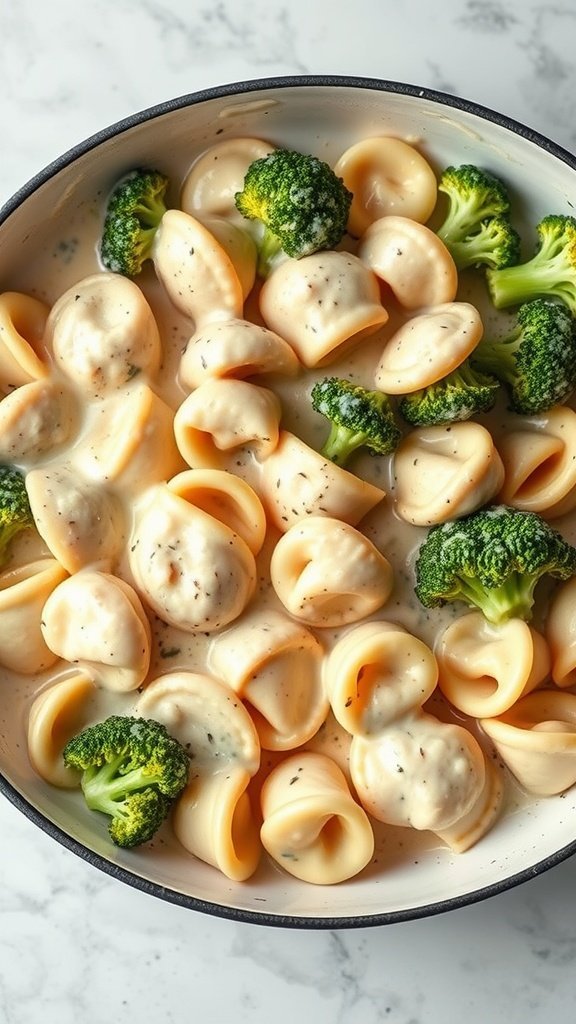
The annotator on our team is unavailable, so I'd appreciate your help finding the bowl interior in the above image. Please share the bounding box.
[2,78,576,926]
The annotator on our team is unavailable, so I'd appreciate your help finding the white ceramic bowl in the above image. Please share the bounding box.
[2,76,576,928]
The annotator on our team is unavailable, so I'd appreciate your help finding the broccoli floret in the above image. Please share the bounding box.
[63,715,190,848]
[414,505,576,624]
[234,149,352,276]
[471,298,576,414]
[445,215,520,271]
[310,377,401,466]
[436,165,519,270]
[398,362,499,427]
[0,464,34,565]
[487,214,576,314]
[100,169,169,277]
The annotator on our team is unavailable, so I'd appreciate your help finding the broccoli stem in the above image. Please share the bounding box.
[257,226,283,277]
[321,423,367,465]
[82,753,161,814]
[456,572,538,624]
[472,336,520,382]
[488,259,568,308]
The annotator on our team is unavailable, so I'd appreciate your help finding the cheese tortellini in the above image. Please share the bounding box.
[45,273,162,396]
[259,251,389,367]
[129,475,258,633]
[325,620,502,851]
[270,516,393,627]
[0,290,50,390]
[137,671,261,881]
[260,430,385,531]
[41,571,151,692]
[27,673,97,788]
[209,608,327,750]
[260,752,375,884]
[358,216,458,310]
[393,421,504,525]
[174,378,281,469]
[334,136,438,237]
[179,317,299,390]
[375,302,484,394]
[481,692,576,796]
[0,558,68,674]
[152,210,255,324]
[497,406,576,517]
[0,379,77,463]
[436,613,551,718]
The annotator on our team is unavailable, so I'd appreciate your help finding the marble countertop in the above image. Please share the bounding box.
[2,1,576,1021]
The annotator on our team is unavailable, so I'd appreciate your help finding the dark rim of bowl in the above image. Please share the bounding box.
[2,73,576,929]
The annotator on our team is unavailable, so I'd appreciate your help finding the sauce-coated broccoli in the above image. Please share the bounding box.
[234,149,352,276]
[0,464,34,565]
[63,715,190,848]
[398,363,499,427]
[311,377,401,466]
[415,505,576,624]
[100,169,169,276]
[471,298,576,414]
[436,164,520,270]
[487,214,576,314]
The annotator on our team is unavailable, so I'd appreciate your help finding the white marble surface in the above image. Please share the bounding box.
[2,1,576,1021]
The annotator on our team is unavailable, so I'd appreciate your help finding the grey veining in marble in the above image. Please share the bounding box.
[2,2,576,1022]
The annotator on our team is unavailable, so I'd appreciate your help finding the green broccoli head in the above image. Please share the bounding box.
[234,149,352,276]
[414,505,576,624]
[436,163,515,255]
[100,169,169,277]
[0,465,34,565]
[471,298,576,414]
[445,214,521,271]
[398,362,499,427]
[63,715,190,848]
[486,214,576,314]
[311,377,401,466]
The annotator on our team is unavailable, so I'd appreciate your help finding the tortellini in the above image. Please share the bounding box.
[27,672,97,788]
[350,713,487,833]
[129,475,258,633]
[174,378,281,469]
[41,571,151,692]
[334,137,438,237]
[497,406,576,518]
[0,558,68,674]
[325,620,502,851]
[45,273,162,396]
[152,210,253,324]
[358,216,458,310]
[546,577,576,689]
[180,137,275,221]
[209,608,327,750]
[436,612,550,718]
[137,671,261,881]
[270,517,393,627]
[73,382,184,491]
[326,621,438,736]
[393,422,505,526]
[259,430,385,532]
[26,465,125,574]
[179,317,299,390]
[259,251,389,367]
[374,302,484,394]
[260,752,375,884]
[481,691,576,796]
[0,379,77,463]
[0,291,50,390]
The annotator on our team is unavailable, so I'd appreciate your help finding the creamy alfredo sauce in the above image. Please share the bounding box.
[1,132,568,884]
